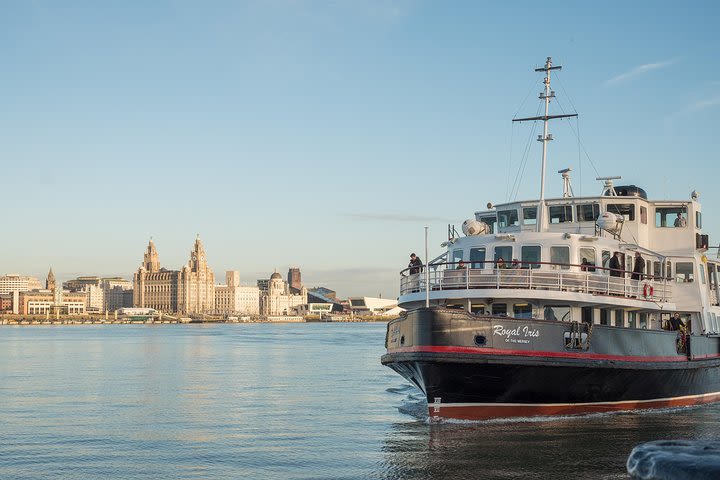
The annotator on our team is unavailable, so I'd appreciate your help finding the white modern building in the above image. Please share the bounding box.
[0,274,42,295]
[215,271,261,316]
[348,297,403,316]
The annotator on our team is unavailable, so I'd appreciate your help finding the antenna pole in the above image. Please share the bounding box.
[513,57,577,232]
[424,226,429,308]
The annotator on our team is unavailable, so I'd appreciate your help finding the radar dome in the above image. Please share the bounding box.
[462,219,489,236]
[596,212,624,234]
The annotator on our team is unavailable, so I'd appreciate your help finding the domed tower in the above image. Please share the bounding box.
[269,271,284,293]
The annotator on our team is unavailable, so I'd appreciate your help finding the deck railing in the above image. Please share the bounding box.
[400,261,672,302]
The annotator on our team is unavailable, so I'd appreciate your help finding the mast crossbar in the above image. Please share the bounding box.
[513,113,578,122]
[535,66,562,72]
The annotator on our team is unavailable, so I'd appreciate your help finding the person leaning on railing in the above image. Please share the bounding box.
[608,251,623,277]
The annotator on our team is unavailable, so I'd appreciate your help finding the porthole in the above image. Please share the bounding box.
[474,335,487,346]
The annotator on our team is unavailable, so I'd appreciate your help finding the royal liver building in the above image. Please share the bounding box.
[133,236,215,315]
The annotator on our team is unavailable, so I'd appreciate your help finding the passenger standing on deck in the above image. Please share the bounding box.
[609,251,623,277]
[631,252,645,280]
[669,313,685,331]
[408,253,423,275]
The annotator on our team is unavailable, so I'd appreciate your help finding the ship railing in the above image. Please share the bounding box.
[400,261,672,302]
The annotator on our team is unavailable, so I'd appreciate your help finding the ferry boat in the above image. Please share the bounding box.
[381,57,720,420]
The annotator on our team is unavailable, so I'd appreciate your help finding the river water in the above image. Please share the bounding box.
[1,322,719,479]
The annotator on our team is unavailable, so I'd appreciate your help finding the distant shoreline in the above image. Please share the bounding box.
[0,316,392,326]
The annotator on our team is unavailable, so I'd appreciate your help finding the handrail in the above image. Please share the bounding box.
[399,260,673,302]
[401,260,665,281]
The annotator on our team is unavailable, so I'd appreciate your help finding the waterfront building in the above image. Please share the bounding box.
[63,276,134,312]
[0,274,42,294]
[0,293,12,312]
[214,271,260,316]
[63,276,101,292]
[347,297,402,316]
[260,271,307,316]
[103,278,134,311]
[309,286,337,301]
[133,237,215,314]
[83,284,105,312]
[287,267,302,291]
[257,279,269,294]
[17,269,86,315]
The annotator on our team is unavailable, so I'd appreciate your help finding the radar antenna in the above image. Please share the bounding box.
[513,57,578,232]
[558,168,574,198]
[597,176,621,196]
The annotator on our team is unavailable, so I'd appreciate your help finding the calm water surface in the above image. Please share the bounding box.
[1,323,719,479]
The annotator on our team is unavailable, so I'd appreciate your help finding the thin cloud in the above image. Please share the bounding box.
[343,212,453,223]
[604,59,678,86]
[680,95,720,114]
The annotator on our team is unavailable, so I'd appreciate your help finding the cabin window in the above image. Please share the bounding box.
[470,303,485,314]
[697,211,703,229]
[479,215,496,234]
[640,206,648,225]
[550,246,570,270]
[628,312,637,329]
[549,205,573,224]
[600,309,611,326]
[452,249,464,266]
[614,309,624,327]
[579,247,596,271]
[494,246,512,267]
[513,303,532,319]
[639,313,648,329]
[497,209,519,228]
[470,248,486,269]
[653,262,662,280]
[576,203,600,222]
[655,206,687,228]
[581,307,594,325]
[699,264,706,284]
[676,262,694,283]
[544,305,570,322]
[602,250,611,274]
[492,303,507,316]
[666,261,672,280]
[607,203,635,222]
[522,207,537,226]
[521,246,541,269]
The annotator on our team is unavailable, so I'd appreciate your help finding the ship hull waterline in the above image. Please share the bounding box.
[381,308,720,421]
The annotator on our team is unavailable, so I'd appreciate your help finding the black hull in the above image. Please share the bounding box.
[382,308,720,419]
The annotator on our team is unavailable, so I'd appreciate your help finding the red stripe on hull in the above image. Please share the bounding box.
[429,392,720,420]
[388,345,720,363]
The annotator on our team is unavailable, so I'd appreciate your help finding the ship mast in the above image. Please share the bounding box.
[513,57,577,232]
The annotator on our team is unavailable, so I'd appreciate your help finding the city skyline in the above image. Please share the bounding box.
[2,2,719,298]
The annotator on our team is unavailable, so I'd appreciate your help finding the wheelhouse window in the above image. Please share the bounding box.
[549,205,573,223]
[607,203,635,222]
[550,246,570,270]
[479,215,496,234]
[522,207,537,226]
[576,203,600,222]
[544,305,570,322]
[521,245,541,269]
[640,206,648,225]
[676,262,694,283]
[697,211,703,229]
[469,247,486,269]
[494,246,512,267]
[497,209,519,228]
[655,206,687,228]
[513,303,532,319]
[699,264,706,284]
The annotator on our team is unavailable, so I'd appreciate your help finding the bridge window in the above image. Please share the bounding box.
[544,305,570,322]
[523,207,537,226]
[469,248,486,269]
[655,206,687,228]
[513,303,532,319]
[640,206,648,224]
[697,211,703,229]
[676,262,694,283]
[699,264,706,284]
[608,203,635,222]
[550,246,570,270]
[479,215,496,234]
[521,245,541,269]
[498,209,519,228]
[576,203,600,222]
[549,205,573,223]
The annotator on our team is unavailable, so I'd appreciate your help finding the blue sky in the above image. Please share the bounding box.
[2,1,719,298]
